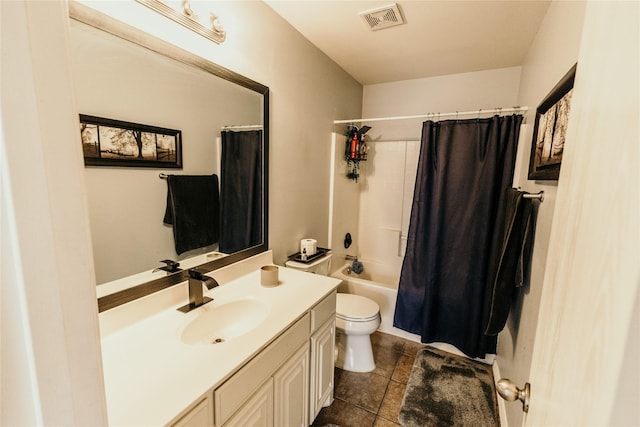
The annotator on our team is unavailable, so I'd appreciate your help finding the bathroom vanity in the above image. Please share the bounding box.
[99,253,340,426]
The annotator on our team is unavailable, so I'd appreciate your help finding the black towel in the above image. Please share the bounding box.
[484,188,535,336]
[163,174,220,255]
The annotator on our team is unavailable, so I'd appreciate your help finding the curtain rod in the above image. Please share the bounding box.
[333,106,528,124]
[221,124,263,130]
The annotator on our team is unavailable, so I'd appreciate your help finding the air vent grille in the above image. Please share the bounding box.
[359,3,404,31]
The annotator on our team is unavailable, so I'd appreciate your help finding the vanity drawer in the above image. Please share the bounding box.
[310,291,336,333]
[214,312,310,426]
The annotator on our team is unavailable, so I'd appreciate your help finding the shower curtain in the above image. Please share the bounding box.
[393,115,523,358]
[219,130,263,253]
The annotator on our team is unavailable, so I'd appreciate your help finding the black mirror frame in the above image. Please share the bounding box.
[68,2,269,312]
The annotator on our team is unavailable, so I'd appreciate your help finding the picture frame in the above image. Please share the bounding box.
[527,64,577,180]
[79,114,182,168]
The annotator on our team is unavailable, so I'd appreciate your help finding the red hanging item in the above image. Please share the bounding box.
[350,131,359,160]
[344,125,371,182]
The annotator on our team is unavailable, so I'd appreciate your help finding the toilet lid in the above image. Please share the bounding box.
[336,293,379,320]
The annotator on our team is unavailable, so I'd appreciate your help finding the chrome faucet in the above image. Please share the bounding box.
[345,254,358,261]
[177,268,219,313]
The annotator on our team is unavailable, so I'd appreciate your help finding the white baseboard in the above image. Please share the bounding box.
[492,361,508,427]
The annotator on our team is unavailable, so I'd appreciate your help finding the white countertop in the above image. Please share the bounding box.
[99,266,340,426]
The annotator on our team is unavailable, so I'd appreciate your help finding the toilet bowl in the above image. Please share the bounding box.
[335,293,380,372]
[285,253,381,373]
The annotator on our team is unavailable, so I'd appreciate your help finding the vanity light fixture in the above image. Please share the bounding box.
[135,0,226,44]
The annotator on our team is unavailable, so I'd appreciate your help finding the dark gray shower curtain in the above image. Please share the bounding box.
[219,130,263,253]
[393,115,523,358]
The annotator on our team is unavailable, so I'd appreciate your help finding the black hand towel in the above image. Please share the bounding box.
[484,188,535,336]
[163,174,220,255]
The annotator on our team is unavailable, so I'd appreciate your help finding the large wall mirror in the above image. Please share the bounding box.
[68,3,269,311]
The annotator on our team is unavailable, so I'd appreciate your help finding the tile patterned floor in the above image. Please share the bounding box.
[312,331,425,427]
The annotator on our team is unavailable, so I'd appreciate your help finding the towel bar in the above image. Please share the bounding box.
[522,191,544,202]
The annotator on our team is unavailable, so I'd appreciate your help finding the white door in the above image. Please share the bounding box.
[525,2,639,425]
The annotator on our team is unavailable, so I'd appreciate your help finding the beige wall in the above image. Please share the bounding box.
[362,66,522,141]
[498,2,585,426]
[78,1,363,266]
[1,1,107,424]
[2,0,361,423]
[329,132,362,267]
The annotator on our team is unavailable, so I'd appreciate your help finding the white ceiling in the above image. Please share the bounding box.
[263,0,551,85]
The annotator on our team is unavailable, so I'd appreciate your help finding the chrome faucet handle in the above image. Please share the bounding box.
[152,259,181,273]
[188,267,208,280]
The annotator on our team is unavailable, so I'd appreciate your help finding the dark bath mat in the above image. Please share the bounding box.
[399,346,499,427]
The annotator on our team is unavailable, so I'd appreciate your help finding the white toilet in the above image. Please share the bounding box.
[285,254,381,373]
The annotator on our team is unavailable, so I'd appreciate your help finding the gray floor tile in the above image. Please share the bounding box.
[312,397,376,427]
[378,380,406,424]
[373,416,400,427]
[391,353,415,384]
[312,332,417,427]
[371,331,406,353]
[401,340,425,357]
[335,369,389,413]
[372,344,402,378]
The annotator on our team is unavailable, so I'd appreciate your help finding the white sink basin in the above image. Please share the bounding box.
[179,298,269,345]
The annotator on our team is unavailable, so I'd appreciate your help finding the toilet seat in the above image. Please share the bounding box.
[336,312,379,323]
[336,293,379,322]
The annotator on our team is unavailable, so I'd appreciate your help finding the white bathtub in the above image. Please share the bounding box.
[331,261,421,343]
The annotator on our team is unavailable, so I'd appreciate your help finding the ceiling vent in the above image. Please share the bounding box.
[359,3,405,31]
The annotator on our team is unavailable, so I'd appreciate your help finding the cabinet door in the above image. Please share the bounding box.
[171,397,213,427]
[274,343,310,427]
[214,314,310,426]
[309,318,335,421]
[224,378,273,427]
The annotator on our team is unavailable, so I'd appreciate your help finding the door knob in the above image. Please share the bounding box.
[496,378,530,413]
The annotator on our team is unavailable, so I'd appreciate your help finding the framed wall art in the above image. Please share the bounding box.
[528,64,577,180]
[79,114,182,168]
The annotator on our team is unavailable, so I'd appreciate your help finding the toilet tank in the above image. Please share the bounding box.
[285,254,332,275]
